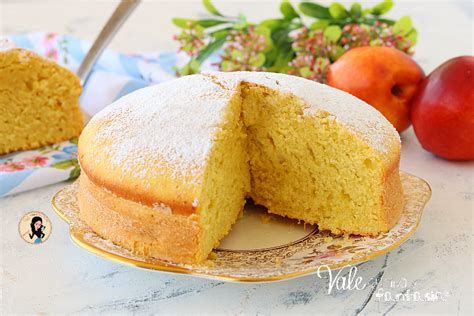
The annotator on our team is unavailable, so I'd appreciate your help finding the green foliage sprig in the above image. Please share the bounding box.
[172,0,417,82]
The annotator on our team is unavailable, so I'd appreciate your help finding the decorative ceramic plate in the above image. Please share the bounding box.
[52,172,431,282]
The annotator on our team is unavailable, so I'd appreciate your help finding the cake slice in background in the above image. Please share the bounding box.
[0,40,83,155]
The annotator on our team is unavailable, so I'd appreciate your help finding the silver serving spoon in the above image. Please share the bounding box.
[77,0,141,122]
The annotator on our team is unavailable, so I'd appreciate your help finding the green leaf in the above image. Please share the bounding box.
[299,2,331,19]
[371,0,393,16]
[361,17,377,25]
[406,28,418,45]
[270,26,292,49]
[329,3,348,19]
[172,18,195,28]
[267,47,294,71]
[253,25,273,53]
[350,3,362,19]
[362,8,372,15]
[280,1,299,20]
[331,45,345,60]
[393,16,413,35]
[210,28,231,38]
[369,38,381,47]
[202,0,223,16]
[299,67,313,77]
[220,60,233,71]
[250,53,266,67]
[260,18,286,30]
[231,50,243,61]
[196,36,227,64]
[175,59,201,76]
[266,26,294,71]
[196,19,230,28]
[310,19,330,30]
[360,23,371,32]
[378,18,395,25]
[234,14,248,30]
[69,165,81,180]
[51,159,76,170]
[324,25,342,42]
[290,21,304,29]
[255,25,272,40]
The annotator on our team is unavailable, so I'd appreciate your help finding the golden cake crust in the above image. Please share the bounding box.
[78,172,202,263]
[79,160,403,263]
[78,72,403,263]
[78,73,400,214]
[80,161,197,216]
[380,157,404,231]
[78,75,233,217]
[0,46,83,155]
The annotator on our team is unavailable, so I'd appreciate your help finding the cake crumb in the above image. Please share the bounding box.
[259,213,273,224]
[208,251,218,260]
[202,251,218,267]
[323,235,334,243]
[203,259,215,268]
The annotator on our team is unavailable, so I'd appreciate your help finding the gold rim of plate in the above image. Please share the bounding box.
[52,172,431,283]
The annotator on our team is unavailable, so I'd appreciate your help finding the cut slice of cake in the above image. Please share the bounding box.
[216,72,403,237]
[0,41,83,155]
[77,72,403,264]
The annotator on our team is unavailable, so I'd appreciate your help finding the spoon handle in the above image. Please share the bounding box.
[77,0,141,87]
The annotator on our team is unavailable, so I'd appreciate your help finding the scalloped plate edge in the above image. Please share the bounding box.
[52,172,431,283]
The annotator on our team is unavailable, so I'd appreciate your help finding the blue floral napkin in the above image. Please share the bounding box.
[0,32,218,197]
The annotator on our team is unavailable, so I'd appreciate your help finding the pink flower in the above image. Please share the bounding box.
[45,49,58,60]
[45,32,58,40]
[0,162,26,172]
[22,155,49,167]
[43,32,59,61]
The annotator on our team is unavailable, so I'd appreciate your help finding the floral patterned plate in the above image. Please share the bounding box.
[52,172,431,282]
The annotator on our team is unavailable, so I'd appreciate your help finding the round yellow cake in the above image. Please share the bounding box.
[78,72,403,264]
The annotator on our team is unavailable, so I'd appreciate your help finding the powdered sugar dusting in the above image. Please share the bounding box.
[207,71,400,155]
[88,75,235,182]
[84,72,399,191]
